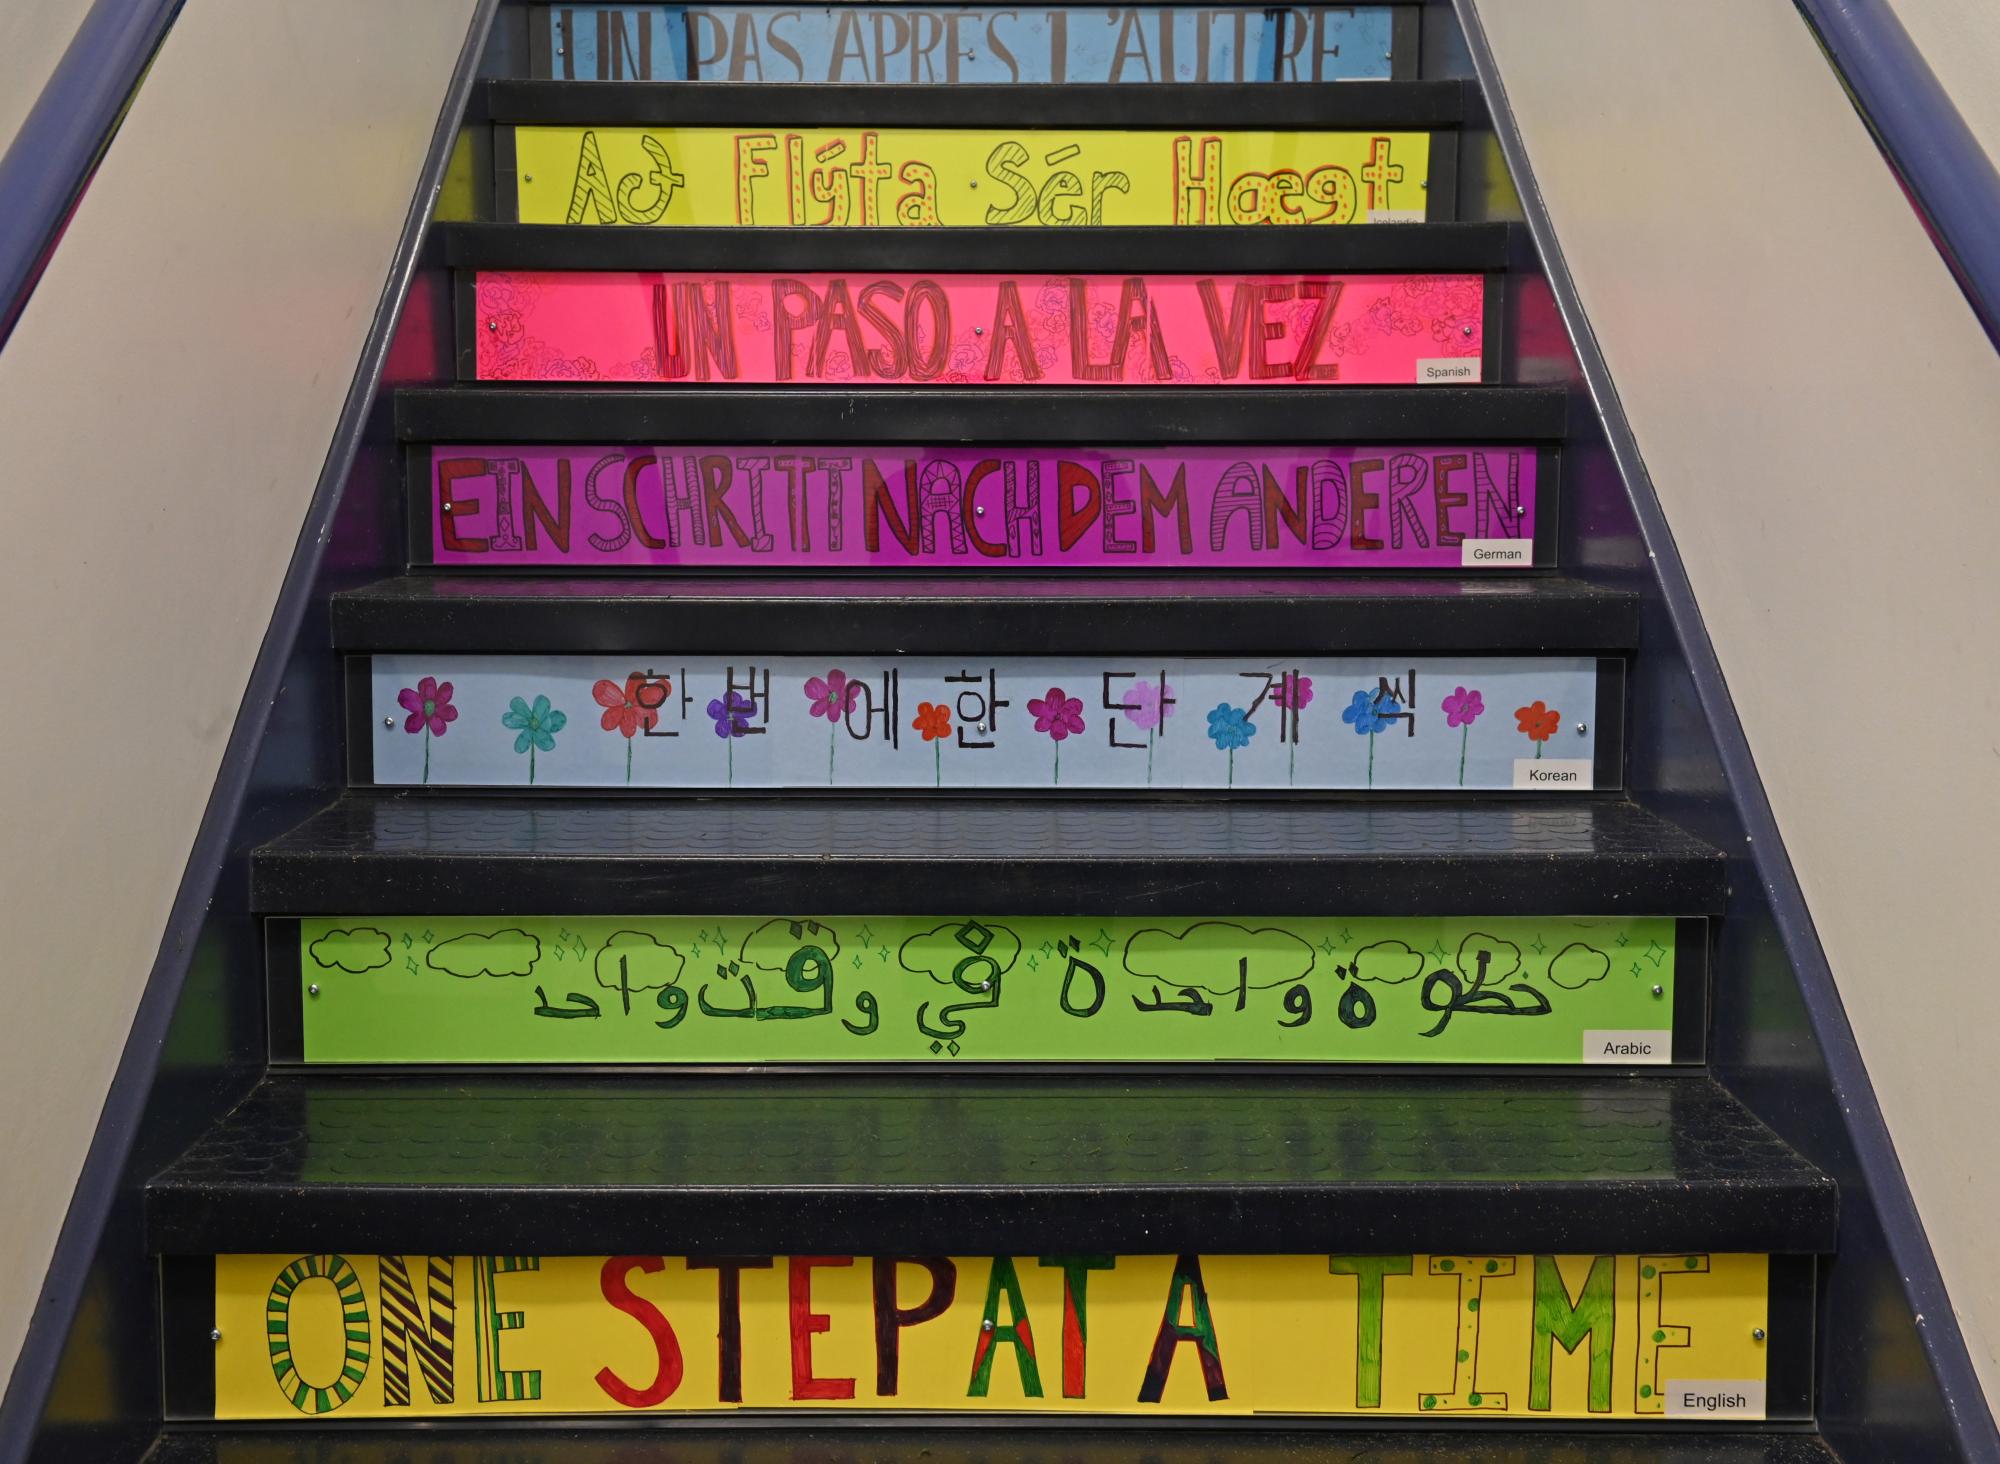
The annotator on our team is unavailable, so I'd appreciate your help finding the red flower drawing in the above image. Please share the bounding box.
[1515,700,1562,742]
[594,674,667,738]
[912,702,952,741]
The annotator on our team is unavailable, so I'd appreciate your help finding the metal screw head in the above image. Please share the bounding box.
[975,506,986,517]
[976,723,988,735]
[1574,721,1588,735]
[1651,984,1664,998]
[210,1328,222,1343]
[1461,325,1474,337]
[486,319,498,331]
[981,1319,994,1332]
[383,716,395,729]
[523,175,533,184]
[1752,1327,1767,1343]
[973,326,984,335]
[307,984,321,998]
[969,180,978,189]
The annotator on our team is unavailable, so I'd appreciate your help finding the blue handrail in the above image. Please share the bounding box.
[0,0,183,345]
[1796,0,2000,345]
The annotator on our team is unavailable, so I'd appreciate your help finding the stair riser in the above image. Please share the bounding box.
[351,655,1615,793]
[416,443,1550,572]
[462,270,1491,385]
[502,126,1434,230]
[532,6,1410,86]
[269,913,1704,1066]
[164,1252,1810,1424]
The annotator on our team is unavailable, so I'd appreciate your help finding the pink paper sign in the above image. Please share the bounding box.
[473,271,1485,385]
[429,444,1539,569]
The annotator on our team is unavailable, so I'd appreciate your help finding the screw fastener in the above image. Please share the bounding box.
[982,1319,994,1332]
[1575,722,1588,735]
[308,984,321,998]
[487,319,498,331]
[1651,985,1664,998]
[1752,1328,1767,1342]
[383,716,395,729]
[210,1329,222,1343]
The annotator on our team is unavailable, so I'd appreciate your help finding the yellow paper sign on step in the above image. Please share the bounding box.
[213,1252,1769,1420]
[511,126,1432,226]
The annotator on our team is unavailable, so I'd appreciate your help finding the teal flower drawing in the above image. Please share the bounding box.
[502,694,567,784]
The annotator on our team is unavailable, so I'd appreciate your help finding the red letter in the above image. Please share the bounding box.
[594,1256,684,1408]
[1057,461,1102,552]
[789,1256,856,1399]
[436,458,492,553]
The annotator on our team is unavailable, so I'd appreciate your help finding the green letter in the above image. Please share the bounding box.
[1531,1255,1615,1413]
[1328,1255,1412,1407]
[967,1256,1042,1397]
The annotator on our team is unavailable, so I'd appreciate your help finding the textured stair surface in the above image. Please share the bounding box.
[440,221,1519,272]
[250,797,1722,916]
[141,1427,1844,1464]
[483,78,1473,127]
[332,575,1633,655]
[395,385,1569,444]
[145,1073,1835,1255]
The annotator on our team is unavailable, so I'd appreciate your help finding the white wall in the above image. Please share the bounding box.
[1471,0,2000,1412]
[0,0,93,164]
[0,0,476,1407]
[1889,0,2000,171]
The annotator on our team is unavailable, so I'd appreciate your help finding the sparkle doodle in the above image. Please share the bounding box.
[472,271,1484,386]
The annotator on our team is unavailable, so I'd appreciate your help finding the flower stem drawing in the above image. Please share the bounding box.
[1271,673,1314,788]
[1442,686,1485,787]
[804,671,859,786]
[1124,678,1174,788]
[912,701,952,788]
[1206,704,1255,786]
[397,677,457,785]
[1028,687,1085,787]
[1340,687,1398,789]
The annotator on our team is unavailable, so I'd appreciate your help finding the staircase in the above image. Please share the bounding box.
[17,2,1988,1460]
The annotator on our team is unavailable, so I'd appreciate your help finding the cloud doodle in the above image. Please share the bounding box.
[307,928,391,974]
[740,918,844,974]
[1348,938,1425,985]
[427,929,542,979]
[1455,932,1522,985]
[1546,942,1613,990]
[899,920,1023,987]
[1122,922,1316,994]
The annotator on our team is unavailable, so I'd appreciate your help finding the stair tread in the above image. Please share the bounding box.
[250,796,1723,916]
[331,572,1636,654]
[144,1073,1835,1254]
[394,385,1570,444]
[439,221,1519,273]
[482,77,1473,128]
[143,1426,1843,1464]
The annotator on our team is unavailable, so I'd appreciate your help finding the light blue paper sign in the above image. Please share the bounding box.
[371,654,1600,792]
[542,6,1396,83]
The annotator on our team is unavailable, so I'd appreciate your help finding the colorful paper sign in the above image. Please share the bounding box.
[367,655,1601,791]
[215,1251,1770,1420]
[426,444,1538,570]
[289,915,1683,1065]
[472,271,1485,385]
[514,128,1429,228]
[540,6,1398,83]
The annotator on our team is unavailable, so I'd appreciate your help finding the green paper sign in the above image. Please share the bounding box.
[292,915,1686,1065]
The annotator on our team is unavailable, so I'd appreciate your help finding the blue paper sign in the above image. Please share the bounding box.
[541,5,1397,83]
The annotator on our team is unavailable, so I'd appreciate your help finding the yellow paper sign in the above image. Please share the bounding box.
[512,126,1431,226]
[215,1252,1769,1420]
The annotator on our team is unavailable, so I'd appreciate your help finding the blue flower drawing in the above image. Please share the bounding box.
[1341,688,1400,736]
[1206,704,1257,751]
[501,694,566,784]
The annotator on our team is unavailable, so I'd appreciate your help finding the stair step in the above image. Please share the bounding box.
[250,797,1722,916]
[395,386,1569,445]
[143,1426,1844,1464]
[145,1072,1832,1255]
[481,78,1474,129]
[439,221,1520,274]
[332,575,1635,655]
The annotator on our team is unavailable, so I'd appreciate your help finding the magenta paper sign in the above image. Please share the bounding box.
[428,445,1539,569]
[473,271,1485,385]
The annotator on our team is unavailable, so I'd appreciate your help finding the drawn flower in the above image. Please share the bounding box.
[1341,689,1394,736]
[1028,686,1084,787]
[804,670,859,722]
[1343,686,1402,789]
[913,701,952,787]
[501,694,566,785]
[1515,699,1562,760]
[1271,673,1314,711]
[1444,686,1484,786]
[594,674,665,738]
[1028,688,1085,742]
[1515,700,1561,742]
[398,677,457,737]
[1125,678,1174,732]
[707,691,755,740]
[1206,704,1256,752]
[1442,687,1484,728]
